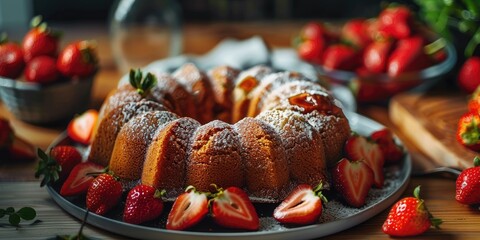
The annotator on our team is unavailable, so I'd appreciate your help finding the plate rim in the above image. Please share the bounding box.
[46,111,411,240]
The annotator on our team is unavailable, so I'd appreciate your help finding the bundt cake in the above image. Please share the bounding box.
[109,110,179,180]
[141,117,201,195]
[88,63,351,202]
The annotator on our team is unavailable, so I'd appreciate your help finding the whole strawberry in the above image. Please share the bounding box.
[455,157,480,205]
[22,16,60,62]
[341,18,372,49]
[458,56,480,94]
[57,40,98,78]
[297,38,324,65]
[35,146,82,186]
[49,145,82,178]
[86,173,123,215]
[24,56,59,84]
[322,44,360,71]
[0,35,24,79]
[378,5,414,39]
[383,186,442,237]
[456,112,480,151]
[123,185,165,224]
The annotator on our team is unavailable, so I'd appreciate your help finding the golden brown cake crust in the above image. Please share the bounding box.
[150,72,197,119]
[88,100,169,166]
[186,120,245,191]
[273,91,351,167]
[247,71,307,118]
[207,65,240,123]
[109,110,178,180]
[232,65,273,123]
[235,117,289,200]
[172,63,215,123]
[257,108,329,187]
[142,117,201,193]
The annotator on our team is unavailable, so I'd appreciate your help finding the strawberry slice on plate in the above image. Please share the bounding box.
[67,109,98,145]
[332,158,374,208]
[370,128,404,163]
[345,134,385,188]
[210,185,259,231]
[123,185,165,224]
[166,186,209,230]
[273,184,327,225]
[60,162,104,197]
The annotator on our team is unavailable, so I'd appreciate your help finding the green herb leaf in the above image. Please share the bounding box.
[17,207,36,220]
[5,207,14,214]
[0,209,5,218]
[9,214,20,227]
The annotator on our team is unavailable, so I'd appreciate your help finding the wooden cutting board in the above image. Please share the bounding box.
[389,91,477,170]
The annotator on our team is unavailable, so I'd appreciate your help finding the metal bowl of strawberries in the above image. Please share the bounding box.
[0,16,98,124]
[295,5,457,103]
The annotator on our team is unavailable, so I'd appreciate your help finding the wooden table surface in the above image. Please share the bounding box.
[1,22,479,240]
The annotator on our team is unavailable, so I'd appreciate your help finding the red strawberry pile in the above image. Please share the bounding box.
[295,5,447,102]
[0,16,97,84]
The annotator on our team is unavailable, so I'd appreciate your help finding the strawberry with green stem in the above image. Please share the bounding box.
[22,15,60,62]
[456,156,480,205]
[57,40,98,78]
[35,146,82,187]
[273,183,327,225]
[166,186,209,230]
[457,112,480,151]
[86,173,123,215]
[209,185,259,230]
[123,185,166,224]
[383,186,442,237]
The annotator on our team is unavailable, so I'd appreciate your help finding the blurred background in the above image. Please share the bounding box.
[0,0,420,69]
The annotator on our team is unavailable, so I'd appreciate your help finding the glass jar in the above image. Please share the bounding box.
[110,0,182,73]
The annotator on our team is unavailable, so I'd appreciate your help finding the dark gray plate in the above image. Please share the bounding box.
[46,111,411,240]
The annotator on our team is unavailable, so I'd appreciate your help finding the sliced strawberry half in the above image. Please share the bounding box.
[332,158,374,207]
[67,109,98,145]
[273,184,327,225]
[166,186,209,230]
[345,134,385,188]
[60,162,104,197]
[370,128,404,163]
[210,185,259,230]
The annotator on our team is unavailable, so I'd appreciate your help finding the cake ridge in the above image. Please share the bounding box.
[89,63,351,202]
